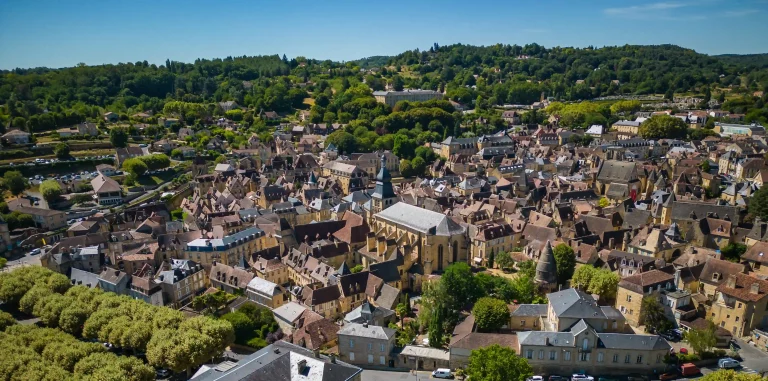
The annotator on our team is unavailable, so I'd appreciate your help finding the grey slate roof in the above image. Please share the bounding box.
[338,323,396,340]
[517,331,576,347]
[597,333,671,351]
[375,202,465,236]
[511,304,548,317]
[547,288,604,319]
[535,241,558,284]
[192,341,362,381]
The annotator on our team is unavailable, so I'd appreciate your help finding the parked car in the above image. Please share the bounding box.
[572,374,594,381]
[155,368,171,378]
[660,330,681,342]
[29,248,41,255]
[432,368,454,379]
[548,376,564,381]
[527,377,544,381]
[659,372,678,381]
[718,358,740,369]
[679,348,688,355]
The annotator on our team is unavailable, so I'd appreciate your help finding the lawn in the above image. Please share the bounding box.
[135,169,177,186]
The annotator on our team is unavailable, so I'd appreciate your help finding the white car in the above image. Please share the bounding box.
[432,368,454,379]
[528,377,544,381]
[572,374,594,381]
[718,358,740,369]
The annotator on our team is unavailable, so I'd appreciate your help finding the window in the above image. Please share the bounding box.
[612,322,618,329]
[521,320,526,327]
[349,352,355,361]
[626,294,632,302]
[550,351,557,360]
[526,350,533,359]
[368,343,372,351]
[539,350,544,359]
[582,338,590,350]
[580,352,590,361]
[637,355,643,364]
[564,351,571,361]
[630,309,634,315]
[736,317,740,322]
[597,352,604,362]
[625,354,631,363]
[367,354,373,364]
[380,344,385,352]
[349,339,354,348]
[613,354,619,363]
[380,356,385,365]
[738,303,743,308]
[657,354,662,363]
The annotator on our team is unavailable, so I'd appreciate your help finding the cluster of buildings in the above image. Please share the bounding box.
[18,104,768,379]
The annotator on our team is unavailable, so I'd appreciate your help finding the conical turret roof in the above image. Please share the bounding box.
[535,241,558,285]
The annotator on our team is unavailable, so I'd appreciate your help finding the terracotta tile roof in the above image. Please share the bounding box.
[717,273,768,302]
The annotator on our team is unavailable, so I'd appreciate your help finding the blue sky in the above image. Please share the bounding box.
[1,0,767,69]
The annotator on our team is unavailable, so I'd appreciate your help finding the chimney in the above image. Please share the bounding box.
[297,359,308,374]
[674,269,681,288]
[330,353,337,364]
[363,321,368,328]
[751,282,760,295]
[727,274,737,289]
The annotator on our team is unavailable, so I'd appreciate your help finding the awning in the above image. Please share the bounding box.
[474,257,483,264]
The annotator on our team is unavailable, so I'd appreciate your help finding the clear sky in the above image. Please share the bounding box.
[1,0,767,70]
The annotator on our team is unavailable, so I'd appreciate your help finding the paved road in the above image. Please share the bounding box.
[2,251,41,272]
[732,338,768,373]
[362,370,433,381]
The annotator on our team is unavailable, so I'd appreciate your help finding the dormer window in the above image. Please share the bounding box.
[713,272,720,281]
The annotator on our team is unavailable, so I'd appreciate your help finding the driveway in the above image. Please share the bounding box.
[2,251,41,272]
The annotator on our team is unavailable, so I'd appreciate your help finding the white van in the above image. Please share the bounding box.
[432,368,454,379]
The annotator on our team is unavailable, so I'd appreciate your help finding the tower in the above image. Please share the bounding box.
[306,171,318,190]
[535,241,558,290]
[370,155,397,215]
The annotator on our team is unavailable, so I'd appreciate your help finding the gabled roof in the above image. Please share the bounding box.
[547,288,604,319]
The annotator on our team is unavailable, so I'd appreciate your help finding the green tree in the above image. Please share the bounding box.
[3,170,29,196]
[441,262,480,312]
[665,88,674,101]
[325,131,357,155]
[0,310,16,331]
[472,297,510,332]
[641,296,672,333]
[74,352,154,381]
[684,320,717,354]
[701,160,711,173]
[638,115,688,139]
[110,128,129,148]
[170,148,182,159]
[467,344,532,381]
[214,155,227,164]
[571,265,597,289]
[399,159,414,178]
[700,369,763,381]
[122,158,148,177]
[58,302,92,337]
[495,251,513,270]
[597,197,610,208]
[350,264,364,273]
[552,243,576,286]
[587,269,620,301]
[517,260,535,278]
[428,302,445,348]
[54,142,70,160]
[221,312,256,346]
[750,186,768,221]
[721,243,747,262]
[395,303,409,327]
[391,75,405,91]
[39,180,63,204]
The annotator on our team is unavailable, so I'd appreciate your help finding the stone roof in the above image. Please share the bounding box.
[375,202,465,236]
[338,323,395,340]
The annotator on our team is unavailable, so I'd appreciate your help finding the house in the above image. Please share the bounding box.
[337,323,397,367]
[151,139,178,153]
[586,124,604,137]
[191,341,362,381]
[616,269,676,327]
[710,273,768,337]
[210,261,254,294]
[260,110,280,121]
[372,89,443,108]
[102,112,118,122]
[91,175,123,206]
[115,147,144,167]
[246,276,287,309]
[69,268,100,289]
[98,268,130,295]
[156,259,206,308]
[219,101,239,112]
[14,206,66,230]
[158,117,180,128]
[95,164,117,177]
[177,145,196,158]
[502,110,521,124]
[612,120,642,135]
[2,129,30,145]
[517,323,671,376]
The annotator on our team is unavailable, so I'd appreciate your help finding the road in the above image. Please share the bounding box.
[1,251,41,272]
[362,370,433,381]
